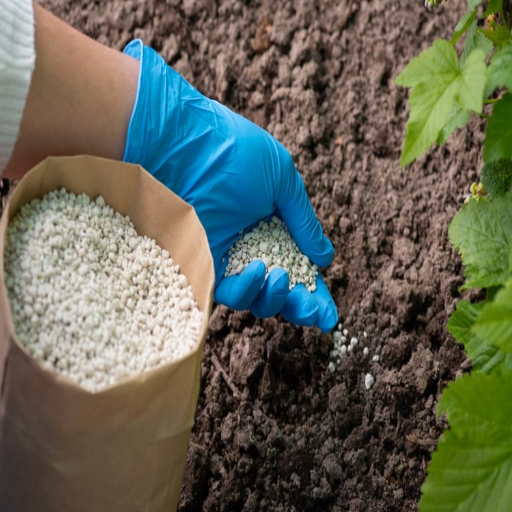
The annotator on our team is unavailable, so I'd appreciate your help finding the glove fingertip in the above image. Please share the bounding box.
[244,259,267,279]
[214,260,266,310]
[250,268,289,318]
[282,285,318,327]
[312,274,338,332]
[317,303,338,333]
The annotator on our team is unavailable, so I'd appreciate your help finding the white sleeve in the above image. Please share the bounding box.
[0,0,35,174]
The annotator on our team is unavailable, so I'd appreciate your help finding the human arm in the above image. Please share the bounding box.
[2,3,139,179]
[1,5,338,331]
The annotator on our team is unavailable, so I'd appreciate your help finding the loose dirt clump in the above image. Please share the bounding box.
[4,1,483,510]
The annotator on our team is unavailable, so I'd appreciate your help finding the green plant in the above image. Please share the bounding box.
[396,1,512,510]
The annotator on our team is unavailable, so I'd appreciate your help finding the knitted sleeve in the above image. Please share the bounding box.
[0,0,35,174]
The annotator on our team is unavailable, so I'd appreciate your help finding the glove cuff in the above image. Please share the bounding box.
[122,39,144,163]
[122,39,186,171]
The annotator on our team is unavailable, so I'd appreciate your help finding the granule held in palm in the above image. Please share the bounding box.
[3,188,203,392]
[225,215,318,291]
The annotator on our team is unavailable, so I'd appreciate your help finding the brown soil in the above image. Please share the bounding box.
[4,1,485,510]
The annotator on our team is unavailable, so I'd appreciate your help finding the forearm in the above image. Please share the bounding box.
[3,3,140,180]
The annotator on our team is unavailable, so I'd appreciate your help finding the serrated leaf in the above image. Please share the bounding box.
[510,239,512,274]
[479,24,512,47]
[395,40,459,88]
[462,21,494,66]
[436,104,470,145]
[473,279,512,352]
[448,300,508,373]
[484,0,503,16]
[485,45,512,98]
[484,93,512,163]
[473,343,510,374]
[450,10,478,45]
[400,83,458,166]
[457,48,486,114]
[397,41,485,166]
[449,191,512,288]
[481,159,512,198]
[448,300,483,345]
[475,32,497,56]
[462,18,478,56]
[468,0,485,9]
[420,370,512,512]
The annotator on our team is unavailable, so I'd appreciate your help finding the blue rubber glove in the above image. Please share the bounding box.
[122,40,338,332]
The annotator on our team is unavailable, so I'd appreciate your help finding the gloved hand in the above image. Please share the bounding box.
[122,40,338,332]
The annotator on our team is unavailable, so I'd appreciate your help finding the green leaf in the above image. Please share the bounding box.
[510,239,512,274]
[448,300,483,346]
[462,21,494,67]
[481,159,512,198]
[484,0,503,16]
[484,93,512,163]
[399,82,455,166]
[485,45,512,98]
[450,10,478,45]
[436,104,470,145]
[472,342,510,374]
[457,48,487,114]
[419,370,512,512]
[479,24,512,47]
[448,300,508,374]
[468,0,485,9]
[396,41,485,166]
[486,285,502,302]
[473,279,512,353]
[395,40,459,88]
[449,191,512,288]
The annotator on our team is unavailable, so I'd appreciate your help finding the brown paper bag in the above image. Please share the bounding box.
[0,155,214,512]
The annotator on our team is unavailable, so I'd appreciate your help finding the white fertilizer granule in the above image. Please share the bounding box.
[224,216,318,292]
[3,188,203,392]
